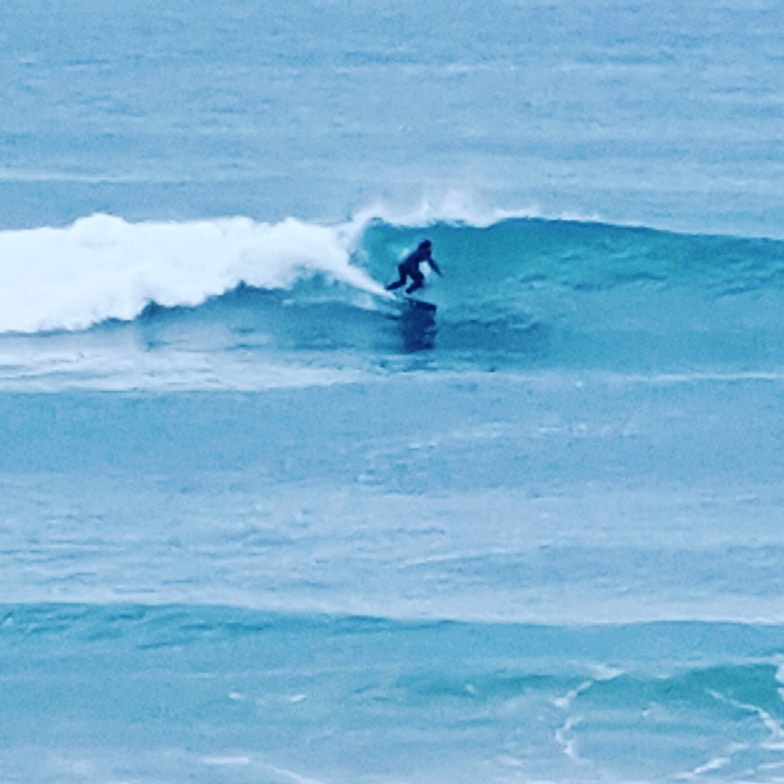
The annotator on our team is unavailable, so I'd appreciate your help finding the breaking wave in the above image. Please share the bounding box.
[2,208,784,375]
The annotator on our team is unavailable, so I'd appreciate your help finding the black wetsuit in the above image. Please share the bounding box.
[386,246,441,294]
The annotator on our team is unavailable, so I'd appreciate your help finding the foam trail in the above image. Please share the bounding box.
[0,213,387,334]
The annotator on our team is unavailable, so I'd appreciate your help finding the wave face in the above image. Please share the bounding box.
[363,216,784,373]
[2,212,784,388]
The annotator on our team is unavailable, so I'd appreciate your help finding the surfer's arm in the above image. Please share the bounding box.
[428,258,443,276]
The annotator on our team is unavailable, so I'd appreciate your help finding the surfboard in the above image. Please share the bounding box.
[403,296,437,314]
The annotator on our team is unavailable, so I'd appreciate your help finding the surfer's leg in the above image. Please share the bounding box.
[386,264,409,291]
[405,271,424,294]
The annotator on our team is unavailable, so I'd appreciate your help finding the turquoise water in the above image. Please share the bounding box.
[2,1,784,782]
[3,606,784,783]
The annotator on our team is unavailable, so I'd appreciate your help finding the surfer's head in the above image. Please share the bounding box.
[419,240,432,250]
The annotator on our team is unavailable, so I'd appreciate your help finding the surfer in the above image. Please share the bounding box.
[386,240,442,294]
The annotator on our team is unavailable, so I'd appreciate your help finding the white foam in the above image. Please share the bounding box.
[708,688,784,748]
[0,213,387,334]
[201,755,252,766]
[355,190,606,229]
[355,192,537,229]
[554,715,582,761]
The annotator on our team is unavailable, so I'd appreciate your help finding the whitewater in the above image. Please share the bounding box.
[2,1,784,783]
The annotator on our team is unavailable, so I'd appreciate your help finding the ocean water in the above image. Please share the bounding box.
[2,2,784,783]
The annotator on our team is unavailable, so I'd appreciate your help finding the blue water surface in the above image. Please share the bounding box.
[2,2,784,782]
